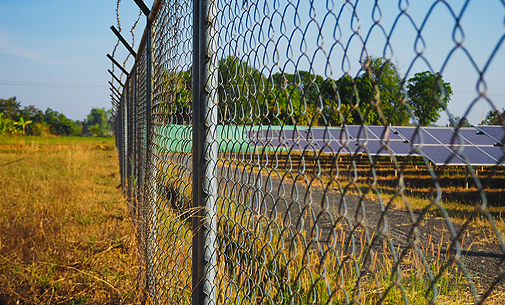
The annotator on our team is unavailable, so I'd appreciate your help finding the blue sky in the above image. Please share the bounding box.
[1,0,504,125]
[0,0,153,121]
[246,0,505,125]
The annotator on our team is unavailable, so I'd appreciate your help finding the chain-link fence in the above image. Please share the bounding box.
[110,0,505,303]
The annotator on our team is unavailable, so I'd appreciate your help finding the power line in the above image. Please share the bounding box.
[453,88,505,97]
[0,80,107,90]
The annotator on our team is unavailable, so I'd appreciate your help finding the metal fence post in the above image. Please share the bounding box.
[119,101,125,193]
[192,0,218,303]
[125,81,129,199]
[122,99,127,195]
[133,68,138,218]
[145,16,159,303]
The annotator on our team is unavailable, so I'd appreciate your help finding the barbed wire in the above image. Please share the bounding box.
[110,0,143,115]
[110,0,122,74]
[123,9,142,69]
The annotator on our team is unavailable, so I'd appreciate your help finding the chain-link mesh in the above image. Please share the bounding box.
[112,0,505,303]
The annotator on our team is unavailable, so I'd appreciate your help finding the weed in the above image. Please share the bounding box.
[77,215,93,226]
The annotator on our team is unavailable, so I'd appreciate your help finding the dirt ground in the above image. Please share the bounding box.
[213,161,505,300]
[161,153,505,302]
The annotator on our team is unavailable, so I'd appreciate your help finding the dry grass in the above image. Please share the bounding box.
[206,151,505,303]
[214,206,477,304]
[2,135,500,304]
[0,136,140,304]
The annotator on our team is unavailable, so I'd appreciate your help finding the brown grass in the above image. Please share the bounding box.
[0,137,141,304]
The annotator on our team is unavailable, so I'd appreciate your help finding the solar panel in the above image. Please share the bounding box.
[261,137,344,154]
[449,146,502,165]
[248,128,279,141]
[310,139,348,153]
[299,128,315,140]
[249,127,352,154]
[292,139,321,151]
[361,140,391,155]
[343,125,378,140]
[476,146,505,164]
[423,127,471,145]
[417,146,466,165]
[311,128,339,140]
[277,129,294,140]
[456,128,497,146]
[392,127,440,145]
[340,141,362,154]
[285,139,311,151]
[328,128,355,145]
[340,139,399,156]
[367,126,404,141]
[247,126,505,165]
[386,141,418,156]
[269,138,287,147]
[476,126,505,145]
[323,141,353,154]
[278,128,311,141]
[296,127,345,141]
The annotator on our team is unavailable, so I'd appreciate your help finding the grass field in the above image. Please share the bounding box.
[0,136,140,304]
[2,135,502,304]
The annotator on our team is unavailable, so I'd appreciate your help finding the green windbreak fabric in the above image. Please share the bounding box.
[156,124,252,153]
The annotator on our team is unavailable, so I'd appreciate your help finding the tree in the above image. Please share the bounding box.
[31,122,51,136]
[0,97,21,120]
[13,117,33,134]
[0,113,20,135]
[44,108,80,136]
[482,108,505,125]
[357,56,410,126]
[218,56,268,125]
[20,105,44,123]
[18,105,44,135]
[0,98,44,135]
[165,70,192,124]
[407,71,453,126]
[322,57,410,126]
[322,75,376,125]
[89,124,101,136]
[83,107,111,136]
[266,70,323,126]
[0,97,82,136]
[448,114,472,128]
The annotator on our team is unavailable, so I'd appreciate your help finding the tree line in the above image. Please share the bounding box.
[214,56,455,126]
[167,56,501,127]
[0,97,112,136]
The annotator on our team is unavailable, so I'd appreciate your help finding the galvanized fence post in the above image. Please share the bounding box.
[133,68,138,218]
[119,101,125,193]
[192,0,218,303]
[145,16,159,303]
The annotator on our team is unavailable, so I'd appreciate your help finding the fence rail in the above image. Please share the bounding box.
[110,0,505,304]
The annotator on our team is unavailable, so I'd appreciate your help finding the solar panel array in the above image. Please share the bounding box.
[249,125,505,166]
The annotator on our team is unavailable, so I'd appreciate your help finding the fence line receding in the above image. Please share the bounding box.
[109,0,505,304]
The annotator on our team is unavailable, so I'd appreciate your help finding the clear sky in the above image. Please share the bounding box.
[0,0,154,121]
[1,0,504,125]
[247,0,505,126]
